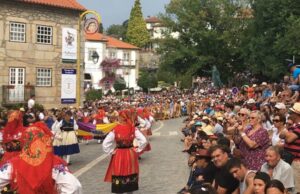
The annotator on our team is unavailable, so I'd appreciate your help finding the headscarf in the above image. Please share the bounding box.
[2,110,24,144]
[94,109,106,120]
[118,109,136,131]
[10,122,65,194]
[136,108,145,119]
[1,110,25,165]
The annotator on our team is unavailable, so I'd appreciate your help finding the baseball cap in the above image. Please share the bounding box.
[275,103,286,110]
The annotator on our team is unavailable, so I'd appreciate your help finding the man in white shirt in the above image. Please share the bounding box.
[260,146,294,192]
[27,94,35,109]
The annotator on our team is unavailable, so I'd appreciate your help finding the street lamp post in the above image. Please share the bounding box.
[77,10,101,107]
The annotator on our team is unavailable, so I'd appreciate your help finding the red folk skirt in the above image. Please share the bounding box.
[104,147,139,193]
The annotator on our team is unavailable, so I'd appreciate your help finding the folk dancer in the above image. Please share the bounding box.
[1,110,24,165]
[103,109,147,193]
[93,108,107,143]
[136,108,151,154]
[52,111,80,165]
[0,122,82,194]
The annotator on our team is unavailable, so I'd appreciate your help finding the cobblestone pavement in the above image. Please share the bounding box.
[69,118,189,194]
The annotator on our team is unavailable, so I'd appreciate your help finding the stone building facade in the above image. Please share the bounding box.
[0,0,86,108]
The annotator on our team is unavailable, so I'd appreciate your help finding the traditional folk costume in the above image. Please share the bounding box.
[163,102,170,120]
[93,109,107,143]
[174,101,181,118]
[79,111,93,144]
[1,110,24,166]
[103,110,147,193]
[136,109,151,153]
[0,122,82,194]
[143,108,154,136]
[52,112,79,164]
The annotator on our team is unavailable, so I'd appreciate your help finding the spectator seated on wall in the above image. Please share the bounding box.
[288,63,300,91]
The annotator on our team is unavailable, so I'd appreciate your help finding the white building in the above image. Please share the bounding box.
[145,16,179,50]
[84,33,140,92]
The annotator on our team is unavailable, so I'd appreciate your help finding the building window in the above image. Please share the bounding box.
[9,68,25,85]
[36,68,52,86]
[109,52,116,59]
[9,22,26,42]
[36,25,52,44]
[88,48,97,61]
[123,52,130,61]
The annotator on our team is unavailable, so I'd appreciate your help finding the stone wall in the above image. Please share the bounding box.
[0,1,84,108]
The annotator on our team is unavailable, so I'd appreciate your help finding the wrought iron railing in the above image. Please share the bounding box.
[2,85,35,105]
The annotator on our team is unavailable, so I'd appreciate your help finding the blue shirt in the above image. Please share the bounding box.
[292,68,300,79]
[262,89,272,99]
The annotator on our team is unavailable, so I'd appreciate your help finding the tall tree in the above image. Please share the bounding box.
[158,0,249,86]
[106,20,128,40]
[126,0,150,47]
[243,0,299,80]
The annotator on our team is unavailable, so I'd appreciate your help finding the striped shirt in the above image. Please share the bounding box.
[284,124,300,159]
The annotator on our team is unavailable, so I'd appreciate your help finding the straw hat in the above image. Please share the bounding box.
[202,116,209,120]
[217,116,223,121]
[289,102,300,114]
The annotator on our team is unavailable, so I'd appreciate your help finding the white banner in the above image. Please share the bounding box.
[62,28,77,61]
[61,69,76,104]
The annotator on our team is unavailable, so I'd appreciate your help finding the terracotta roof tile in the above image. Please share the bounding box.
[145,16,161,23]
[85,33,108,42]
[18,0,86,11]
[85,33,139,50]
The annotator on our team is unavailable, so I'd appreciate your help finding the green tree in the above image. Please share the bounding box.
[138,69,157,91]
[242,0,299,80]
[113,77,126,91]
[106,20,128,40]
[158,0,249,84]
[126,0,150,47]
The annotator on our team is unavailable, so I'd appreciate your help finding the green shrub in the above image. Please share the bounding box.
[33,103,44,112]
[85,89,102,101]
[114,82,126,91]
[10,103,25,110]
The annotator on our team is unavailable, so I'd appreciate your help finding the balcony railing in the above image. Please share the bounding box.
[2,85,35,105]
[120,60,136,67]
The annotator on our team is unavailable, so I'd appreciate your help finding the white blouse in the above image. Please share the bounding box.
[0,163,82,194]
[103,129,147,155]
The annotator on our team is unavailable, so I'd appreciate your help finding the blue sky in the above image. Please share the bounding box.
[77,0,171,29]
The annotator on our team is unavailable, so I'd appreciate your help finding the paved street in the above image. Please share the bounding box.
[68,118,189,194]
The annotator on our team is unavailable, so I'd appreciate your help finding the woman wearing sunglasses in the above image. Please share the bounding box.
[271,114,286,147]
[236,111,270,170]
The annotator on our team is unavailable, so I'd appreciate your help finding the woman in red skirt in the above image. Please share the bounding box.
[103,109,147,193]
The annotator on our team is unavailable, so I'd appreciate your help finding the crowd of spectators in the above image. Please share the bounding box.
[177,63,300,194]
[0,64,299,193]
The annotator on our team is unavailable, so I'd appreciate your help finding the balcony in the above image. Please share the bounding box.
[2,85,35,105]
[120,60,136,67]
